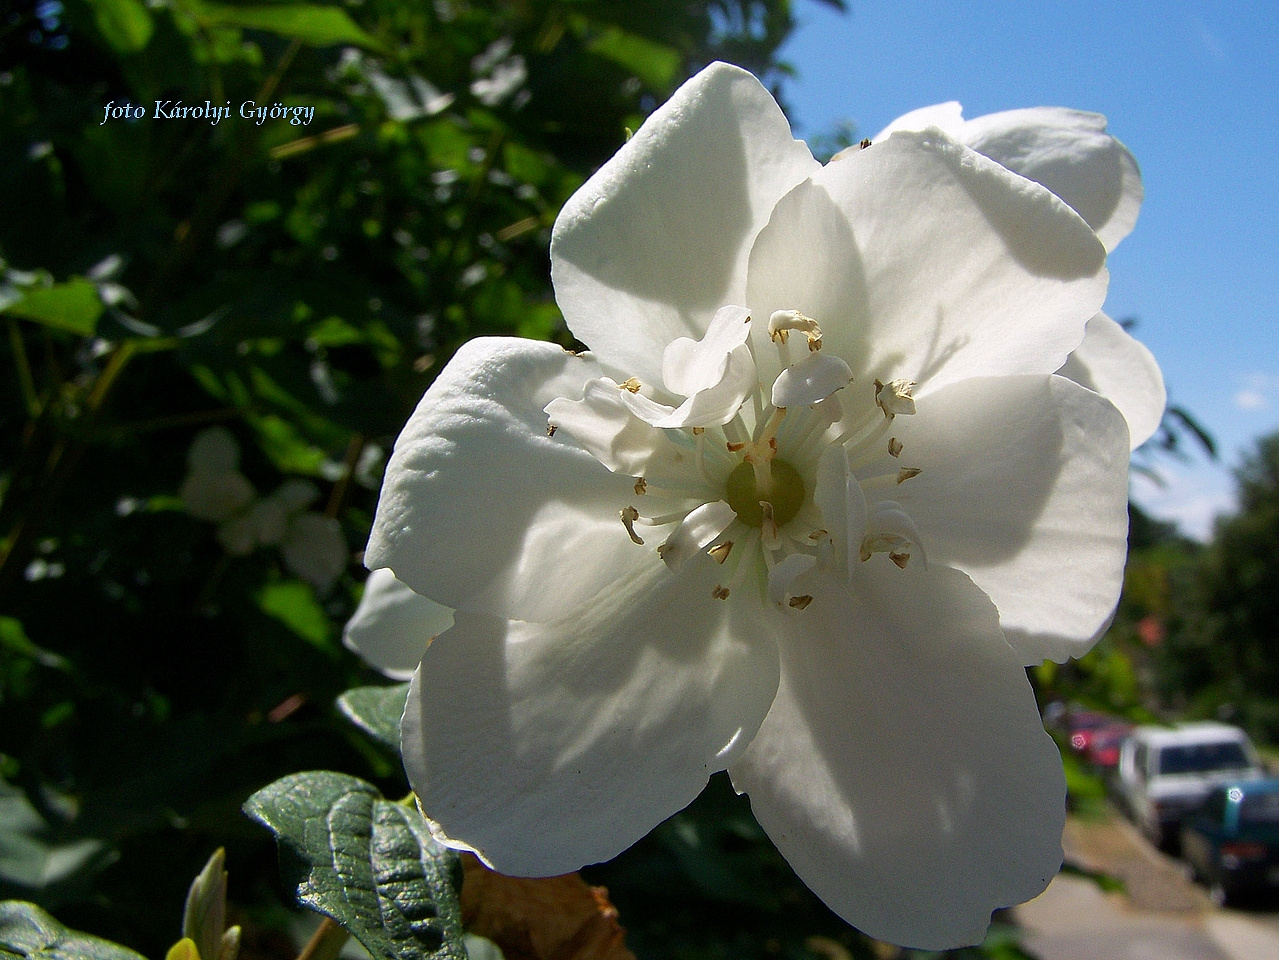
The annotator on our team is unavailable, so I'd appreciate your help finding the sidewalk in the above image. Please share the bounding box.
[1015,813,1279,960]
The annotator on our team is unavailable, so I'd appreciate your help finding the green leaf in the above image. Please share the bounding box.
[2,281,103,337]
[182,849,236,960]
[572,18,681,92]
[243,772,465,960]
[256,581,333,652]
[84,0,153,53]
[0,782,105,890]
[194,3,381,50]
[0,901,147,960]
[336,684,409,750]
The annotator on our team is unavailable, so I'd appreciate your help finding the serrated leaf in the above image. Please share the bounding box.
[0,901,147,960]
[244,772,464,960]
[2,281,103,336]
[84,0,153,53]
[336,684,409,750]
[194,3,381,50]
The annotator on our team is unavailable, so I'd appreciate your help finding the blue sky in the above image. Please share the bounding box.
[777,0,1279,539]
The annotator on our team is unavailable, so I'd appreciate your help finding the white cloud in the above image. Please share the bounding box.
[1235,389,1267,410]
[1131,462,1235,542]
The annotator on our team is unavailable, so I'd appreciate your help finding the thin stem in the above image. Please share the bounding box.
[7,320,40,418]
[296,917,350,960]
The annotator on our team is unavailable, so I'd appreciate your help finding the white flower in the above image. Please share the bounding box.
[352,64,1157,948]
[873,102,1165,449]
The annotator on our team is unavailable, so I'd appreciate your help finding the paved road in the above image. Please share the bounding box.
[1016,810,1279,960]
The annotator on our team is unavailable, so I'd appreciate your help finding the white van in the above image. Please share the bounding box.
[1116,722,1265,847]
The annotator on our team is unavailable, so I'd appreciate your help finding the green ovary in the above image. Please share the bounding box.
[725,458,805,528]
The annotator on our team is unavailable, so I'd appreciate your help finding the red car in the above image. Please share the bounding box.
[1065,708,1117,753]
[1083,720,1134,768]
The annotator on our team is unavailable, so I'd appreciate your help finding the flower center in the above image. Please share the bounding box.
[724,458,805,528]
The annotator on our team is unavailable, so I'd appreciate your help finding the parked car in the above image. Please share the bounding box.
[1181,778,1279,905]
[1063,706,1119,754]
[1115,722,1265,848]
[1083,720,1133,769]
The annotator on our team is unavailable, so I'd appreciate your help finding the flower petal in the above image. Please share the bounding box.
[771,352,853,408]
[747,131,1108,393]
[1056,312,1166,450]
[661,304,753,396]
[960,107,1142,253]
[551,62,818,386]
[343,568,454,681]
[366,338,649,623]
[401,551,780,876]
[629,345,757,428]
[892,374,1130,664]
[658,500,736,572]
[730,563,1065,949]
[878,104,1143,252]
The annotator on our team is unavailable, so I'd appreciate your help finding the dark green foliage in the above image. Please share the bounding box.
[336,684,409,751]
[244,772,464,960]
[0,1,852,956]
[0,901,146,960]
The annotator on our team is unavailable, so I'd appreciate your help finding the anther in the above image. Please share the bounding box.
[619,377,642,393]
[874,379,917,419]
[712,585,730,600]
[808,529,828,541]
[546,424,557,437]
[896,467,922,484]
[726,441,746,452]
[634,477,647,496]
[889,551,911,569]
[788,595,814,610]
[768,310,823,351]
[620,505,644,545]
[691,426,705,436]
[708,541,733,564]
[888,437,903,458]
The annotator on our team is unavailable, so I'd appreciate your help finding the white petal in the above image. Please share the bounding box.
[187,426,240,473]
[635,345,756,428]
[552,62,818,386]
[1057,312,1165,450]
[281,513,347,594]
[367,338,647,622]
[216,513,257,556]
[747,131,1108,393]
[893,375,1130,664]
[271,479,320,513]
[961,107,1143,252]
[879,104,1143,253]
[658,500,736,571]
[402,551,780,876]
[343,568,454,681]
[248,497,289,546]
[544,380,697,486]
[730,564,1065,949]
[872,101,965,142]
[770,352,853,408]
[661,304,753,396]
[179,470,256,523]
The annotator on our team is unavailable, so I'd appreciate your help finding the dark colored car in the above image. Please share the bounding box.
[1180,778,1279,905]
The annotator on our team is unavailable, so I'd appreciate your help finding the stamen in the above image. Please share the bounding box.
[620,505,644,545]
[788,595,814,610]
[634,477,647,495]
[889,551,911,569]
[708,541,733,564]
[546,424,557,437]
[888,437,903,458]
[896,467,922,484]
[619,377,642,394]
[712,584,730,600]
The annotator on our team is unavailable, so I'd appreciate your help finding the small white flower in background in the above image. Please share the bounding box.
[179,429,347,593]
[346,64,1164,948]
